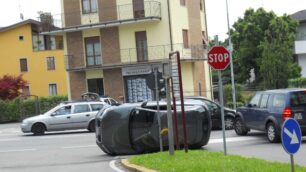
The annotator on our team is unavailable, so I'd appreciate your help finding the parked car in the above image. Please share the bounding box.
[21,101,106,135]
[234,88,306,143]
[185,96,236,129]
[81,92,120,106]
[95,100,211,155]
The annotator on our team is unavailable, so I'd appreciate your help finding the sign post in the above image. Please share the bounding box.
[281,118,302,172]
[207,44,230,155]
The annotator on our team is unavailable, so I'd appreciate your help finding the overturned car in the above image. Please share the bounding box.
[95,100,211,155]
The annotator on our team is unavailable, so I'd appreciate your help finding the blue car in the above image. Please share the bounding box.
[234,88,306,143]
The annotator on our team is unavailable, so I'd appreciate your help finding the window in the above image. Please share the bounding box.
[22,86,30,96]
[90,104,104,111]
[133,0,145,18]
[180,0,186,6]
[272,94,285,108]
[249,94,261,107]
[202,100,218,111]
[49,84,57,96]
[53,106,71,116]
[200,0,203,11]
[259,94,269,108]
[135,31,148,62]
[46,56,55,70]
[85,37,102,66]
[19,35,24,41]
[183,29,189,48]
[290,91,306,106]
[20,58,28,72]
[82,0,97,14]
[73,104,90,113]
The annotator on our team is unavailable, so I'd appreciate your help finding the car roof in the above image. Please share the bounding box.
[260,88,306,94]
[61,100,105,105]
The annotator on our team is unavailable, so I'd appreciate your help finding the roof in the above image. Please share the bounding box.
[0,19,41,33]
[263,88,306,94]
[291,10,306,23]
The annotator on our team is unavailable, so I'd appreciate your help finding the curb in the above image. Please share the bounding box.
[121,159,157,172]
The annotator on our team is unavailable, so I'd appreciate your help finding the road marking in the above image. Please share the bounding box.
[209,136,259,144]
[110,160,125,172]
[62,145,96,149]
[0,148,36,153]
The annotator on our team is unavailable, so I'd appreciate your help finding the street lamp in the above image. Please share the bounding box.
[226,0,237,109]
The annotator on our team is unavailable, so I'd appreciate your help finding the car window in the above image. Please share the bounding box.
[202,100,218,110]
[259,94,269,108]
[90,104,104,111]
[110,99,117,105]
[53,105,71,115]
[290,91,306,106]
[272,94,285,108]
[73,104,90,113]
[249,94,261,107]
[104,99,109,104]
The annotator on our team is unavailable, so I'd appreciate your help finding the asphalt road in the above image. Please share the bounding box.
[0,123,305,172]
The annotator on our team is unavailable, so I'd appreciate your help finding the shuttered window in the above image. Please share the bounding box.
[183,29,189,48]
[20,58,28,72]
[46,56,55,70]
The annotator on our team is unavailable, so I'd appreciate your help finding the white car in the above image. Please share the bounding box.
[21,101,106,135]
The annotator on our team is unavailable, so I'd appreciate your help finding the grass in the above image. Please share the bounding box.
[129,150,306,172]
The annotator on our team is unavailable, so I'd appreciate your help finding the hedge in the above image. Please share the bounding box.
[0,95,67,123]
[288,78,306,88]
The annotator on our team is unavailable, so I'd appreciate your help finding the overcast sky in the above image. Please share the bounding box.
[0,0,305,41]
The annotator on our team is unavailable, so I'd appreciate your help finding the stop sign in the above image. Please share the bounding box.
[208,46,230,70]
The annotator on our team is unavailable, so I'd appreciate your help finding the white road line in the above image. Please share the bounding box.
[209,136,259,144]
[62,145,96,149]
[0,148,37,153]
[110,160,125,172]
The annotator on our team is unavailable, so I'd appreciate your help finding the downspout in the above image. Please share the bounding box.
[167,0,173,51]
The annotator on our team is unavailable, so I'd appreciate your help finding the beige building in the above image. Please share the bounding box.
[42,0,212,102]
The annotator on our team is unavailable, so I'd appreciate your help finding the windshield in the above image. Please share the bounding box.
[290,91,306,106]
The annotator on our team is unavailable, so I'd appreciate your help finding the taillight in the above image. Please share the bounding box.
[282,107,292,121]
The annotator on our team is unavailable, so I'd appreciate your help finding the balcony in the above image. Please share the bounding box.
[295,40,306,54]
[40,1,161,34]
[65,44,207,71]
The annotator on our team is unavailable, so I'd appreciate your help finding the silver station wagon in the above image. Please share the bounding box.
[21,101,106,135]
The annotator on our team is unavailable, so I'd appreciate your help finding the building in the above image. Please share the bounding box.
[42,0,212,102]
[0,19,67,97]
[292,10,306,77]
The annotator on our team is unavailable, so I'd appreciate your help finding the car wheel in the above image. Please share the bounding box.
[225,116,234,130]
[234,117,248,136]
[88,120,96,132]
[31,123,46,136]
[266,122,280,143]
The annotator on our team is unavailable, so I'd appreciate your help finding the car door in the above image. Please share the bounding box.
[243,93,262,128]
[47,105,73,131]
[255,94,270,130]
[71,104,92,129]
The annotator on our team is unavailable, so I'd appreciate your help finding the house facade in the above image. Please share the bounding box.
[292,10,306,77]
[0,20,67,97]
[44,0,212,102]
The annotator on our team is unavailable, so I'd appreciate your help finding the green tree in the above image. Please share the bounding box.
[231,8,299,87]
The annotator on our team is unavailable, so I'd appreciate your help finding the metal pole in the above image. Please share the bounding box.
[154,68,163,152]
[218,71,227,155]
[225,0,237,109]
[290,155,295,172]
[166,78,175,155]
[171,80,180,150]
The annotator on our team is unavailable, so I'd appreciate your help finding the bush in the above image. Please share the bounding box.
[226,101,245,108]
[223,84,244,104]
[288,78,306,88]
[0,95,67,123]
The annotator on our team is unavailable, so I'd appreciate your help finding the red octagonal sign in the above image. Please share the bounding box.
[208,46,230,70]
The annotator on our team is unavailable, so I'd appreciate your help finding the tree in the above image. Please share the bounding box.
[0,75,28,100]
[231,8,299,88]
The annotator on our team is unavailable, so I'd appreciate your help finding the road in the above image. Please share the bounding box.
[0,123,305,172]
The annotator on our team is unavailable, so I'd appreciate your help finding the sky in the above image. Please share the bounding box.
[0,0,305,41]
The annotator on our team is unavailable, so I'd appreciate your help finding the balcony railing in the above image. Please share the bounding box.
[39,1,161,33]
[65,44,207,71]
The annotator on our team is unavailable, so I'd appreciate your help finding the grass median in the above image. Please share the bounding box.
[129,150,306,172]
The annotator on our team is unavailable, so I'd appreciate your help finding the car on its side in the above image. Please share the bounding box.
[185,96,236,129]
[234,88,306,143]
[95,100,211,155]
[21,101,106,135]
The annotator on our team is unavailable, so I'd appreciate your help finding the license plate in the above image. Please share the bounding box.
[294,113,303,120]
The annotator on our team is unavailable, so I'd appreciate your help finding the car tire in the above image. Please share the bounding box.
[88,120,96,132]
[225,116,234,130]
[31,123,46,136]
[266,122,280,143]
[234,117,248,136]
